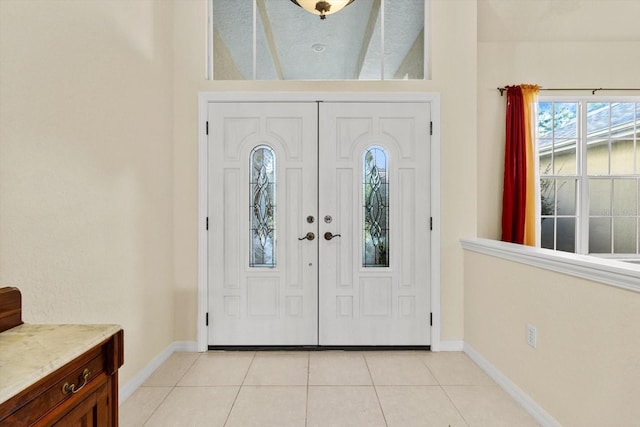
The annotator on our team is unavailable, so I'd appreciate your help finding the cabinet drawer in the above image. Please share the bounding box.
[0,345,106,426]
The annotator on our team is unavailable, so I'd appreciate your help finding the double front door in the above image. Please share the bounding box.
[207,101,431,346]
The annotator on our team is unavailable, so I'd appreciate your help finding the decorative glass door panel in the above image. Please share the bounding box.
[363,146,390,267]
[250,145,277,267]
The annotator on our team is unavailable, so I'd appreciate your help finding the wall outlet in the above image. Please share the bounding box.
[526,324,537,349]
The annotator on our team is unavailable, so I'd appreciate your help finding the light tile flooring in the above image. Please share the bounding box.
[120,351,540,427]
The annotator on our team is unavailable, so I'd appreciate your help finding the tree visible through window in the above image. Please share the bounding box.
[538,100,640,255]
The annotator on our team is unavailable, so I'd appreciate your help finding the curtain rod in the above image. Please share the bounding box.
[497,87,640,96]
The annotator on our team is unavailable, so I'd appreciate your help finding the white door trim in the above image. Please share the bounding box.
[197,92,441,351]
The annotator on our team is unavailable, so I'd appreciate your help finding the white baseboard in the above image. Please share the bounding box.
[119,341,198,405]
[435,340,464,351]
[464,343,562,427]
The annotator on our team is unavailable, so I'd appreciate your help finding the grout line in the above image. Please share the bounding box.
[440,385,472,427]
[362,352,376,386]
[140,387,174,427]
[222,351,256,427]
[419,353,442,386]
[141,352,201,426]
[362,353,389,427]
[175,352,201,386]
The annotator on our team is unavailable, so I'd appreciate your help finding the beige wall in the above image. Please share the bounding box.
[464,251,640,426]
[0,1,175,385]
[172,0,478,343]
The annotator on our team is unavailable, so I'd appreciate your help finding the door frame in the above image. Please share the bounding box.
[197,92,441,351]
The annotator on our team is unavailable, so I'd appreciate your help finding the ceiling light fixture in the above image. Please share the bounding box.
[290,0,356,20]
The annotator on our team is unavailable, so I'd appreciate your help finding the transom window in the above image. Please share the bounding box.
[538,99,640,256]
[208,0,427,80]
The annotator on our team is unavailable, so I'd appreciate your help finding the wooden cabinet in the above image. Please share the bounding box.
[0,288,124,427]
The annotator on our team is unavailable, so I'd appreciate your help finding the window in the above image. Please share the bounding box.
[538,100,640,256]
[250,146,276,267]
[363,146,389,267]
[208,0,427,80]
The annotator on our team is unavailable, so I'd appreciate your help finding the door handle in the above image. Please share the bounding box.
[324,232,341,241]
[298,232,315,241]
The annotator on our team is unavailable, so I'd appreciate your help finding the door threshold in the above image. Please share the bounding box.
[208,345,431,351]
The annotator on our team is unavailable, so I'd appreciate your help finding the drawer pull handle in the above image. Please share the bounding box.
[62,368,91,395]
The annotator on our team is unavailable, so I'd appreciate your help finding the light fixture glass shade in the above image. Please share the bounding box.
[291,0,356,20]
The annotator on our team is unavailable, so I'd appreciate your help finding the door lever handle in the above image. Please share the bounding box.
[324,232,341,241]
[298,232,315,241]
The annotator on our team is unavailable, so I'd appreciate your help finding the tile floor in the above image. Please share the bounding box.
[120,351,541,427]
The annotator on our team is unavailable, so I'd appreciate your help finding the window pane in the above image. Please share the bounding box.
[610,139,635,175]
[587,102,610,175]
[540,178,555,216]
[556,218,576,253]
[589,217,612,253]
[537,102,553,138]
[212,1,253,80]
[384,0,424,79]
[613,179,638,216]
[363,147,389,267]
[557,179,577,215]
[553,141,576,175]
[614,218,637,253]
[587,102,611,137]
[587,140,609,175]
[255,7,278,80]
[611,103,636,136]
[538,141,553,175]
[541,218,555,250]
[250,146,276,267]
[553,103,578,138]
[589,179,612,216]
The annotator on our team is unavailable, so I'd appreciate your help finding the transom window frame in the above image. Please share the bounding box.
[537,96,640,258]
[206,0,430,81]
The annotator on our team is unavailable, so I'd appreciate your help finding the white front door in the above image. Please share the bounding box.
[207,101,431,346]
[207,102,319,345]
[318,102,431,345]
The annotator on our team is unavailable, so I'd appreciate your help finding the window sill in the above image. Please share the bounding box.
[460,238,640,294]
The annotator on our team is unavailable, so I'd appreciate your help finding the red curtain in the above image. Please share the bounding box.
[501,86,527,244]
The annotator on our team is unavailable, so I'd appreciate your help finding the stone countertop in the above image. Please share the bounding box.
[0,323,122,405]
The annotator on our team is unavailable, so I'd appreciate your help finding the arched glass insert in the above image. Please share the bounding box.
[250,146,276,267]
[363,146,389,267]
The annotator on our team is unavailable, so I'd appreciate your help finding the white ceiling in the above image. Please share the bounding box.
[211,0,425,80]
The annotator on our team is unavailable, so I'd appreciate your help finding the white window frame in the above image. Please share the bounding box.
[538,96,640,258]
[206,0,430,81]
